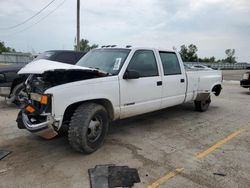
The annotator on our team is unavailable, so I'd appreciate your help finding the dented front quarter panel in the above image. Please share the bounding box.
[19,59,119,132]
[45,76,120,124]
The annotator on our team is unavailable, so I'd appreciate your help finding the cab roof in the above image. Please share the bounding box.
[97,46,176,53]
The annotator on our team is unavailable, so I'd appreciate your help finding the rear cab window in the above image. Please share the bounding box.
[159,51,182,75]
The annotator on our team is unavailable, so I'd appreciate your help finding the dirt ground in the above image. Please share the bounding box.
[0,73,250,188]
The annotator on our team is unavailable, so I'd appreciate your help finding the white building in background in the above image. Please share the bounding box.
[0,52,34,64]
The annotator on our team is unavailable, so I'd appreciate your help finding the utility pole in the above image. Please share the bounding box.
[76,0,80,51]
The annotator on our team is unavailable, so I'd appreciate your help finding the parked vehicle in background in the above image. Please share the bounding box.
[16,47,222,153]
[0,50,86,105]
[184,64,214,70]
[0,64,26,101]
[190,64,212,70]
[240,71,250,89]
[34,50,86,64]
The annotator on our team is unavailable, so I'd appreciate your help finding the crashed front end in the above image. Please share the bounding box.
[16,74,60,139]
[16,59,109,139]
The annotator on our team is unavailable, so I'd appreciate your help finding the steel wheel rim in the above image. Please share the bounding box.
[87,115,103,143]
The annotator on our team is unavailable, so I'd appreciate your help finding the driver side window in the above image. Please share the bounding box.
[127,50,158,77]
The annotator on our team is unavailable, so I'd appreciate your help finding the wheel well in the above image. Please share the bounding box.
[212,84,222,96]
[10,76,27,95]
[62,99,114,125]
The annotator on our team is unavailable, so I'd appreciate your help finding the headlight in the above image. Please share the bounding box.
[30,93,50,105]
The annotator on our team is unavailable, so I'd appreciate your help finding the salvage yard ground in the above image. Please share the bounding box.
[0,71,250,188]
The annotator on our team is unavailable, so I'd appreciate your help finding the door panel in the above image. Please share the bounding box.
[119,50,162,118]
[159,52,186,108]
[120,76,162,118]
[162,75,186,107]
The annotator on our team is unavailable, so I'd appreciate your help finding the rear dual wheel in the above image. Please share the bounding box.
[194,96,211,112]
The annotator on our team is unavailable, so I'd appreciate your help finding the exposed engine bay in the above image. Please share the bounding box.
[25,69,109,94]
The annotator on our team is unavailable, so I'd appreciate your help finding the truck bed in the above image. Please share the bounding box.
[185,69,222,101]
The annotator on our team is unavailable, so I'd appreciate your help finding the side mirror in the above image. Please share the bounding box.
[123,70,140,79]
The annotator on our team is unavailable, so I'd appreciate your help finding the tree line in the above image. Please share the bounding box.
[0,41,15,53]
[1,39,237,63]
[179,44,236,63]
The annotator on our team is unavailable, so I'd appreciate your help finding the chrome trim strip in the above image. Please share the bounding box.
[22,112,50,131]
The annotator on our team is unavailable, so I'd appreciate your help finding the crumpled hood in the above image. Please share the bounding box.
[18,59,93,74]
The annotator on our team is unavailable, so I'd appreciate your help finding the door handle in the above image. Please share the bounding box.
[157,81,162,86]
[180,79,185,83]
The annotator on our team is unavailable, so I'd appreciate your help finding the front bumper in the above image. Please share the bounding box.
[17,111,58,139]
[0,86,10,97]
[240,79,250,88]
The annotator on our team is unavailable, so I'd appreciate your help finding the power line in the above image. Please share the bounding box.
[4,0,67,36]
[0,0,56,30]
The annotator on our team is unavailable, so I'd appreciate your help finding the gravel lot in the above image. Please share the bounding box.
[0,72,250,188]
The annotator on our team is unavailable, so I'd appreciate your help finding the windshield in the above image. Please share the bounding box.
[76,49,130,75]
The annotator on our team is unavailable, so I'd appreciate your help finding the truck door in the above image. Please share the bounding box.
[119,50,162,118]
[159,51,186,108]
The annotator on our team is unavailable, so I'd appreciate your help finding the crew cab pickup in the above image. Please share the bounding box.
[16,47,222,153]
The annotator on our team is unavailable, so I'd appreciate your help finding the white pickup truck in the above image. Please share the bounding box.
[17,47,222,153]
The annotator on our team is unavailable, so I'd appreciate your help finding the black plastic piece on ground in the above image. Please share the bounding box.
[108,166,140,187]
[88,164,140,188]
[0,150,11,160]
[88,164,112,188]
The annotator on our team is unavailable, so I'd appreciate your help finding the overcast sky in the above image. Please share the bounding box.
[0,0,249,62]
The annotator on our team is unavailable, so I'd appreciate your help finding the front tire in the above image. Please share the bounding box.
[9,83,26,106]
[194,97,211,112]
[68,103,109,153]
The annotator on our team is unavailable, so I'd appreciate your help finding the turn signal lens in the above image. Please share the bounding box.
[25,105,35,113]
[40,95,48,105]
